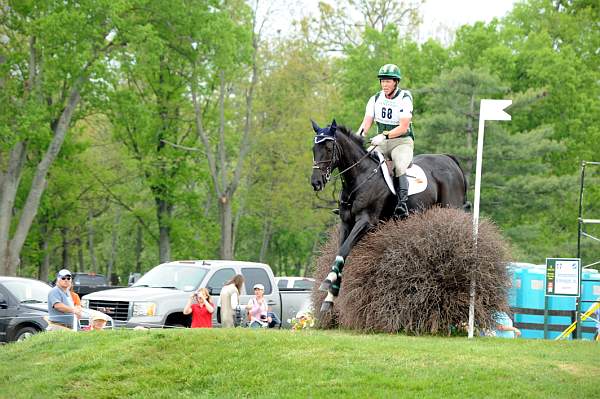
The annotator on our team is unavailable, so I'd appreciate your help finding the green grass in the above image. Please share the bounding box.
[1,329,599,398]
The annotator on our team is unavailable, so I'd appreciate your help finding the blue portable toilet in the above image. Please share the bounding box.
[506,263,528,309]
[518,266,547,339]
[580,269,600,340]
[548,293,576,340]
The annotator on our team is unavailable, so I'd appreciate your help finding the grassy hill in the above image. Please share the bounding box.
[1,328,599,398]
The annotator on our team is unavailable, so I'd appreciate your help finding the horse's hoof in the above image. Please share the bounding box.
[320,301,333,312]
[319,279,332,292]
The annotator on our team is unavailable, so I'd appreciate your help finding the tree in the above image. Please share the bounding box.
[0,1,130,275]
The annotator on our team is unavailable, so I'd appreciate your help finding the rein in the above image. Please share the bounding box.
[313,136,384,207]
[312,140,377,183]
[340,158,384,207]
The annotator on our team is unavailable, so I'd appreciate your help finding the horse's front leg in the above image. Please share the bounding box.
[319,220,350,293]
[320,215,374,312]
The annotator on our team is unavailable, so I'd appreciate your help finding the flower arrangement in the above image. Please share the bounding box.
[289,312,315,331]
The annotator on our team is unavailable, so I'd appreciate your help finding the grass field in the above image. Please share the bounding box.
[1,328,599,398]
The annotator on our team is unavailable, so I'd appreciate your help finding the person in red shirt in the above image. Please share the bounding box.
[183,287,214,328]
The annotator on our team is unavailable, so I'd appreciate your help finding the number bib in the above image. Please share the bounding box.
[365,89,414,139]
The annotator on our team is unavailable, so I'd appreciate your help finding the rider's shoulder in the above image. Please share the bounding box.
[400,89,413,102]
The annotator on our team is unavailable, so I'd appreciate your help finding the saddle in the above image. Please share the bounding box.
[371,149,427,196]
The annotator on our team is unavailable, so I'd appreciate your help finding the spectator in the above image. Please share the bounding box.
[266,310,281,329]
[183,287,214,328]
[71,290,81,307]
[86,312,110,331]
[47,269,82,331]
[493,311,521,338]
[246,283,269,328]
[219,274,244,328]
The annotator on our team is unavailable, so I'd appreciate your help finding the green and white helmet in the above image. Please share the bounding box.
[377,64,401,80]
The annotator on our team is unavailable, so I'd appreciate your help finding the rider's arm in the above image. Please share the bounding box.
[387,117,411,138]
[386,92,413,139]
[358,115,374,137]
[358,95,376,137]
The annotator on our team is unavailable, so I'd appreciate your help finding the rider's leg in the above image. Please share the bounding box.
[390,138,414,219]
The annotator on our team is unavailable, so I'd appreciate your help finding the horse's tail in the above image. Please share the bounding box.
[445,154,471,212]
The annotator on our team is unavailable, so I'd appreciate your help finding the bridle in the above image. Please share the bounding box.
[312,139,338,183]
[312,134,380,186]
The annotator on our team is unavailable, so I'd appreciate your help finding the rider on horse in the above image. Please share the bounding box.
[357,64,414,219]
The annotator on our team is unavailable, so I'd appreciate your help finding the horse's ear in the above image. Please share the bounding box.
[330,119,337,133]
[311,119,320,133]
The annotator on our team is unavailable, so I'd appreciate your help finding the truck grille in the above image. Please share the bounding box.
[88,300,129,321]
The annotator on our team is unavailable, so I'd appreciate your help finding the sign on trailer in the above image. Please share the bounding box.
[545,258,581,297]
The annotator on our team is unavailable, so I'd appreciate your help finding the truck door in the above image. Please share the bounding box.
[241,267,280,323]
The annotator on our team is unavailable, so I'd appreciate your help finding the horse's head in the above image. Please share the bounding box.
[311,119,338,191]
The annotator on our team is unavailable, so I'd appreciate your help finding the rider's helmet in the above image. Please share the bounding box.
[377,64,401,81]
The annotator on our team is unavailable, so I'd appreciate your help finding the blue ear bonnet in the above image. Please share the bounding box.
[312,119,337,144]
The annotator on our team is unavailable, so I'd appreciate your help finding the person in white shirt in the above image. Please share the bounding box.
[219,274,244,327]
[357,63,414,219]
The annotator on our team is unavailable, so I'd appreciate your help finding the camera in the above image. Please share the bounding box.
[260,314,268,321]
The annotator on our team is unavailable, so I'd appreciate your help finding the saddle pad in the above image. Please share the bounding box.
[374,150,428,196]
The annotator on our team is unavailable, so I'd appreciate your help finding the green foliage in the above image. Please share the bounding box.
[6,0,600,278]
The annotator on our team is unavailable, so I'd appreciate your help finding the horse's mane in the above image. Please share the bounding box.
[336,125,366,150]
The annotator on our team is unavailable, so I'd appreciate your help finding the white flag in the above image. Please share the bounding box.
[480,99,512,121]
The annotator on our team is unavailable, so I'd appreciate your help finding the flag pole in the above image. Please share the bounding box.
[468,99,512,339]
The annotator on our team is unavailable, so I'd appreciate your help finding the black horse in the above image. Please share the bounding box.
[311,119,469,311]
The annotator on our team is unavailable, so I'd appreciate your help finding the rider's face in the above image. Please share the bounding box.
[380,79,397,96]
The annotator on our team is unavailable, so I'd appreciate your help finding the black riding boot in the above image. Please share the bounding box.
[393,174,409,219]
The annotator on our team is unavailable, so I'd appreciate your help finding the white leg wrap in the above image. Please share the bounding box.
[326,271,338,282]
[324,292,335,303]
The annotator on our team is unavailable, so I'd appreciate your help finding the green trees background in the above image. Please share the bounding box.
[1,0,598,281]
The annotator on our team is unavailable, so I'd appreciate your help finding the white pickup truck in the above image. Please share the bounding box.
[80,260,312,329]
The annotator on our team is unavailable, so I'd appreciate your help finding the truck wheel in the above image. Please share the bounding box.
[14,326,39,342]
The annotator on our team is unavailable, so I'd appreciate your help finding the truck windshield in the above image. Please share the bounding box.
[2,280,51,303]
[132,265,208,291]
[73,275,107,286]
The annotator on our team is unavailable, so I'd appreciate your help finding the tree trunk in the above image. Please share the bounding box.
[0,141,28,275]
[259,220,272,263]
[135,223,143,273]
[77,236,84,273]
[87,209,98,272]
[107,209,120,283]
[219,197,234,259]
[191,13,260,261]
[156,198,172,263]
[61,227,70,270]
[38,220,51,282]
[2,85,82,276]
[466,93,475,181]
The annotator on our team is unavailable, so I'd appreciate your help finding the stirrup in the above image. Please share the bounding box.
[394,203,409,220]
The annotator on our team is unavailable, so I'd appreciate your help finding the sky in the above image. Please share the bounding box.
[418,0,518,43]
[263,0,519,44]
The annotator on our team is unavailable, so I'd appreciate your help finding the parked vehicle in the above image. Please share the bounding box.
[71,272,111,296]
[80,260,312,329]
[0,277,50,342]
[275,277,315,290]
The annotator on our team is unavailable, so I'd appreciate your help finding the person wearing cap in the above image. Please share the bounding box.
[356,63,414,219]
[89,312,110,331]
[219,274,244,328]
[47,269,82,331]
[246,283,270,328]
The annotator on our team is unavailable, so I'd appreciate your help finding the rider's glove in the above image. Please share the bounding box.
[370,134,385,146]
